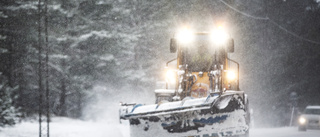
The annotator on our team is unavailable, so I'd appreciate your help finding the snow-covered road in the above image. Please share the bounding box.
[0,117,319,137]
[250,127,320,137]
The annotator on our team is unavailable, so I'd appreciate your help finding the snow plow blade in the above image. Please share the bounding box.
[119,91,250,137]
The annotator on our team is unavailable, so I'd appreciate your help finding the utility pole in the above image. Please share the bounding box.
[38,0,50,136]
[264,0,269,48]
[44,0,50,135]
[37,0,43,136]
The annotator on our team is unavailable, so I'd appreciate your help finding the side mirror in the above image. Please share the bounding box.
[227,39,234,53]
[170,38,177,53]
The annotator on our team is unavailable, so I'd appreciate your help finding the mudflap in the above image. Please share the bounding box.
[129,95,249,137]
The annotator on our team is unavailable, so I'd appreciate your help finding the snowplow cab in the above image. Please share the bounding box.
[165,29,239,101]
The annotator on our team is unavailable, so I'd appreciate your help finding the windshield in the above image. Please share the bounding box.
[304,108,320,115]
[183,35,220,72]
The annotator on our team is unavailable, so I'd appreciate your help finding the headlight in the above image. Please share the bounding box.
[176,27,194,44]
[226,70,236,81]
[210,25,229,45]
[165,69,176,83]
[299,117,306,125]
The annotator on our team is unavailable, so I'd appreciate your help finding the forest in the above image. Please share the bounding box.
[1,0,320,127]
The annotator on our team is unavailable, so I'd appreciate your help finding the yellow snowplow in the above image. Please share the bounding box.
[120,26,250,137]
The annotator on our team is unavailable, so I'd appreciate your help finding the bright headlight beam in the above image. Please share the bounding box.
[211,26,229,45]
[299,117,306,124]
[165,69,176,83]
[227,70,236,81]
[176,27,194,44]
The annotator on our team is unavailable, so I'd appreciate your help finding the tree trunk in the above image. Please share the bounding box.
[59,74,67,116]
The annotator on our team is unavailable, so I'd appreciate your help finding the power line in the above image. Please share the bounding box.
[218,0,320,45]
[269,20,320,45]
[218,0,269,20]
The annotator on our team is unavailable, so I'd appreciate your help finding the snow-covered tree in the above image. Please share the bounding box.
[0,73,20,126]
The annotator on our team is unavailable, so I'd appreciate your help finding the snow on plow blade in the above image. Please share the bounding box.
[120,91,249,137]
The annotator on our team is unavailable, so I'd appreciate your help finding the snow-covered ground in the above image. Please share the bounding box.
[0,117,319,137]
[0,117,129,137]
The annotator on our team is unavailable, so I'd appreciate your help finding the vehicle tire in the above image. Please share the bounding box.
[298,126,307,131]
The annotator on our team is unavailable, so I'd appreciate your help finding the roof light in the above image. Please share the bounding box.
[211,25,229,45]
[176,27,194,44]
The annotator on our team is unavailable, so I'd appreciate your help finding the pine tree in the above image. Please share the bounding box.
[0,73,20,126]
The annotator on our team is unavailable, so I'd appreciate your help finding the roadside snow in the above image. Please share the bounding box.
[0,117,319,137]
[0,117,129,137]
[250,127,320,137]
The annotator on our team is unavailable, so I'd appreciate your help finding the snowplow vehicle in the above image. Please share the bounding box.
[119,26,250,137]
